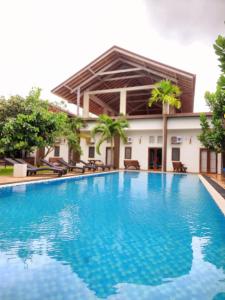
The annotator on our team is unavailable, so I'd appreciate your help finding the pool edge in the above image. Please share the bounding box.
[199,174,225,217]
[0,170,119,189]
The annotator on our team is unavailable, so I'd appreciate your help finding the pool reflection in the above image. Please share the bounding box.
[0,173,225,299]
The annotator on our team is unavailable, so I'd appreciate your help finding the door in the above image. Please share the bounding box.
[106,147,114,166]
[200,149,217,173]
[148,148,162,170]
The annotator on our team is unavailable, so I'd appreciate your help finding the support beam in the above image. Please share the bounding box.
[120,58,178,83]
[97,67,142,76]
[76,88,80,116]
[83,92,89,118]
[87,84,154,95]
[103,74,145,82]
[120,90,127,115]
[90,95,117,115]
[71,59,121,92]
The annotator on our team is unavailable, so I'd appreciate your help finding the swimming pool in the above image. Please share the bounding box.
[0,172,225,300]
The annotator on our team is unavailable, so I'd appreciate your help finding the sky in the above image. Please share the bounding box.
[0,0,224,112]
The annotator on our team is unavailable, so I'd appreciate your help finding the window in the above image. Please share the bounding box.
[157,136,163,144]
[149,136,155,143]
[54,146,60,157]
[88,146,95,158]
[124,147,132,159]
[172,148,180,161]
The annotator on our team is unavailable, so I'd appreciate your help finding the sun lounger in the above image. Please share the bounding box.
[4,158,64,177]
[55,158,85,173]
[40,159,67,174]
[124,160,140,170]
[88,160,113,171]
[71,160,97,171]
[172,161,187,173]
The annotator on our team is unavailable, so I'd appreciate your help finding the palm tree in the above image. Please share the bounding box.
[91,114,129,165]
[149,79,181,112]
[149,80,182,172]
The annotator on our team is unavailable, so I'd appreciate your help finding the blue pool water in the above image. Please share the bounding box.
[0,172,225,300]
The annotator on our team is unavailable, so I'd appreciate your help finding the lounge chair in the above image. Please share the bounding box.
[55,158,85,173]
[4,158,64,177]
[40,159,67,174]
[124,160,140,170]
[71,159,97,171]
[172,161,187,173]
[88,160,112,171]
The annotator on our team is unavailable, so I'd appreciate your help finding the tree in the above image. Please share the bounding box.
[148,79,182,171]
[0,88,82,158]
[62,116,84,160]
[199,35,225,159]
[91,114,129,165]
[148,79,181,110]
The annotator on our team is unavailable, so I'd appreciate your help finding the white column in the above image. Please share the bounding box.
[77,88,80,116]
[83,92,89,118]
[120,90,126,115]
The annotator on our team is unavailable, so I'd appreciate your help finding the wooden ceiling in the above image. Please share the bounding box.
[52,46,196,116]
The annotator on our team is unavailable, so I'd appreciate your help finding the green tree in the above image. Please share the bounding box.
[62,116,85,159]
[148,79,181,110]
[0,88,82,158]
[91,114,129,165]
[148,79,182,171]
[199,35,225,159]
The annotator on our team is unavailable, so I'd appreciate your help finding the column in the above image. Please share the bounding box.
[120,90,126,115]
[83,92,89,118]
[77,88,80,116]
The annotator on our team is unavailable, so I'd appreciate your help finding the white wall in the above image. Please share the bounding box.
[119,130,163,170]
[45,139,69,162]
[166,129,202,173]
[80,115,222,174]
[80,137,110,164]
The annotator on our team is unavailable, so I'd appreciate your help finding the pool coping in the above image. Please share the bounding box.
[199,174,225,217]
[0,170,119,189]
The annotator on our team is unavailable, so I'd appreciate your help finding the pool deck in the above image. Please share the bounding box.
[199,174,225,217]
[0,170,109,186]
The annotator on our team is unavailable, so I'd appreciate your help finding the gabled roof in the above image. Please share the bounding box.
[52,46,196,115]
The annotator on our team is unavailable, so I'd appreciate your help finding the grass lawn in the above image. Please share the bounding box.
[0,166,13,176]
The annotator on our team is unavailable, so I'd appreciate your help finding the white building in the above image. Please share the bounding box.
[50,46,221,174]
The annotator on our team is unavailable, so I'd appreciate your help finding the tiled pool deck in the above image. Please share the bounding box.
[0,171,107,186]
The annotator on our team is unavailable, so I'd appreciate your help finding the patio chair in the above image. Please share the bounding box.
[40,159,67,174]
[71,159,97,172]
[89,160,113,171]
[4,158,64,177]
[55,158,85,173]
[172,161,187,173]
[124,160,140,170]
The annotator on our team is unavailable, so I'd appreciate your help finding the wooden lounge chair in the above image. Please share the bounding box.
[88,160,112,171]
[4,158,64,177]
[40,159,67,174]
[71,160,97,171]
[124,160,140,170]
[172,161,187,173]
[55,158,85,173]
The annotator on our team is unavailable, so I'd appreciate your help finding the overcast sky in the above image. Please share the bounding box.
[0,0,224,112]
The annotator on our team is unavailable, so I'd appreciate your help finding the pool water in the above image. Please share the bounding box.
[0,172,225,300]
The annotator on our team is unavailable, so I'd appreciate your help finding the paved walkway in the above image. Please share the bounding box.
[208,174,225,190]
[0,171,100,186]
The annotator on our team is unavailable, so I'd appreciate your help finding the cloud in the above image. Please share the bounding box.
[143,0,225,43]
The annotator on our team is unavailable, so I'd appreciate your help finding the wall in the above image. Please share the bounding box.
[119,130,163,170]
[166,129,202,173]
[45,139,69,162]
[80,115,221,174]
[80,137,110,164]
